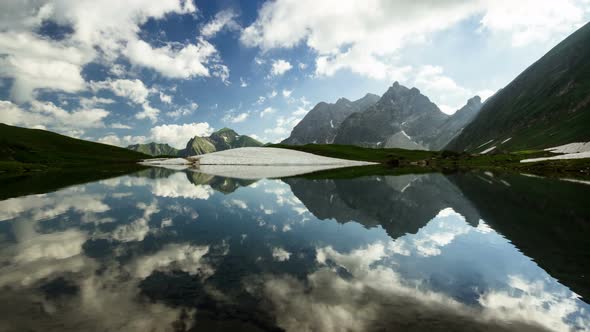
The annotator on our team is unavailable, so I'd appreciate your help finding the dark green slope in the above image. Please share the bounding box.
[0,123,148,171]
[447,22,590,152]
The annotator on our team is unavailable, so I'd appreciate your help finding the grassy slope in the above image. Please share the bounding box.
[0,123,149,173]
[271,143,590,178]
[270,143,438,163]
[447,22,590,152]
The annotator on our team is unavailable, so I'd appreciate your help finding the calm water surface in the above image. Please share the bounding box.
[0,168,588,331]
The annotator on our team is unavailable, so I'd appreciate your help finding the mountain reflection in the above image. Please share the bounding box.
[0,170,587,331]
[284,174,481,239]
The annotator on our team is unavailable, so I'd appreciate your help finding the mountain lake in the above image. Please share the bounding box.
[0,167,588,332]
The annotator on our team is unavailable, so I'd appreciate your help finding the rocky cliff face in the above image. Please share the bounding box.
[334,82,448,150]
[281,93,380,145]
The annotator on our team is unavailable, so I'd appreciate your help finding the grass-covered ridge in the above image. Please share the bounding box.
[271,143,590,178]
[0,123,149,173]
[269,143,438,163]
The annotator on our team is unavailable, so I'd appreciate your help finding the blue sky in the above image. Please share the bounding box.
[0,0,589,148]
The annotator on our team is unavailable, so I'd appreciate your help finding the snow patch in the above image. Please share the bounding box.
[330,120,334,128]
[401,130,411,140]
[481,146,496,154]
[545,142,590,154]
[501,137,512,144]
[521,151,590,163]
[476,139,494,149]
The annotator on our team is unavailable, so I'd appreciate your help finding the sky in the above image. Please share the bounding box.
[0,0,589,148]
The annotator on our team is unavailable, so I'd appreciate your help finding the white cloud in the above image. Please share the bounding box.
[260,107,275,118]
[476,89,496,102]
[110,122,132,129]
[0,0,227,102]
[242,0,587,80]
[270,59,292,76]
[479,0,585,47]
[282,89,293,98]
[79,96,115,109]
[271,247,291,261]
[125,38,223,79]
[200,9,240,38]
[264,114,302,141]
[90,78,160,122]
[292,107,308,117]
[136,103,160,123]
[0,32,92,103]
[240,77,248,87]
[0,99,108,135]
[150,122,214,149]
[223,112,249,123]
[99,121,213,149]
[89,79,150,104]
[98,134,147,147]
[159,92,172,104]
[413,65,472,114]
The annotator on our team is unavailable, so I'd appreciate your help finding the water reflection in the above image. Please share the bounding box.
[0,169,588,331]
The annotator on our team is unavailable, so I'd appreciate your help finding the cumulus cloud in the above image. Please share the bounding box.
[99,121,213,149]
[264,114,302,141]
[90,78,161,122]
[270,59,292,76]
[0,32,92,103]
[282,89,293,98]
[89,79,150,104]
[159,92,172,104]
[125,38,224,79]
[259,107,275,118]
[242,0,588,81]
[0,0,227,103]
[200,9,240,38]
[271,247,291,261]
[150,122,214,148]
[0,99,108,136]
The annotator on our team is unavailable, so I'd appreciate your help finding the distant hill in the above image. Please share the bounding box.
[182,128,263,156]
[334,82,449,150]
[281,93,380,145]
[0,123,148,172]
[127,142,179,156]
[447,22,590,152]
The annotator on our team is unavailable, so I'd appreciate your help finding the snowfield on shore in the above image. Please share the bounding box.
[189,147,376,166]
[140,147,376,177]
[521,142,590,163]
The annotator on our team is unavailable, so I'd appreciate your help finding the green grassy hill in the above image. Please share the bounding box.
[447,22,590,152]
[270,143,438,163]
[0,123,148,172]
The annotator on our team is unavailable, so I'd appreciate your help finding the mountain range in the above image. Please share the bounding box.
[127,128,263,157]
[283,82,482,150]
[283,22,590,153]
